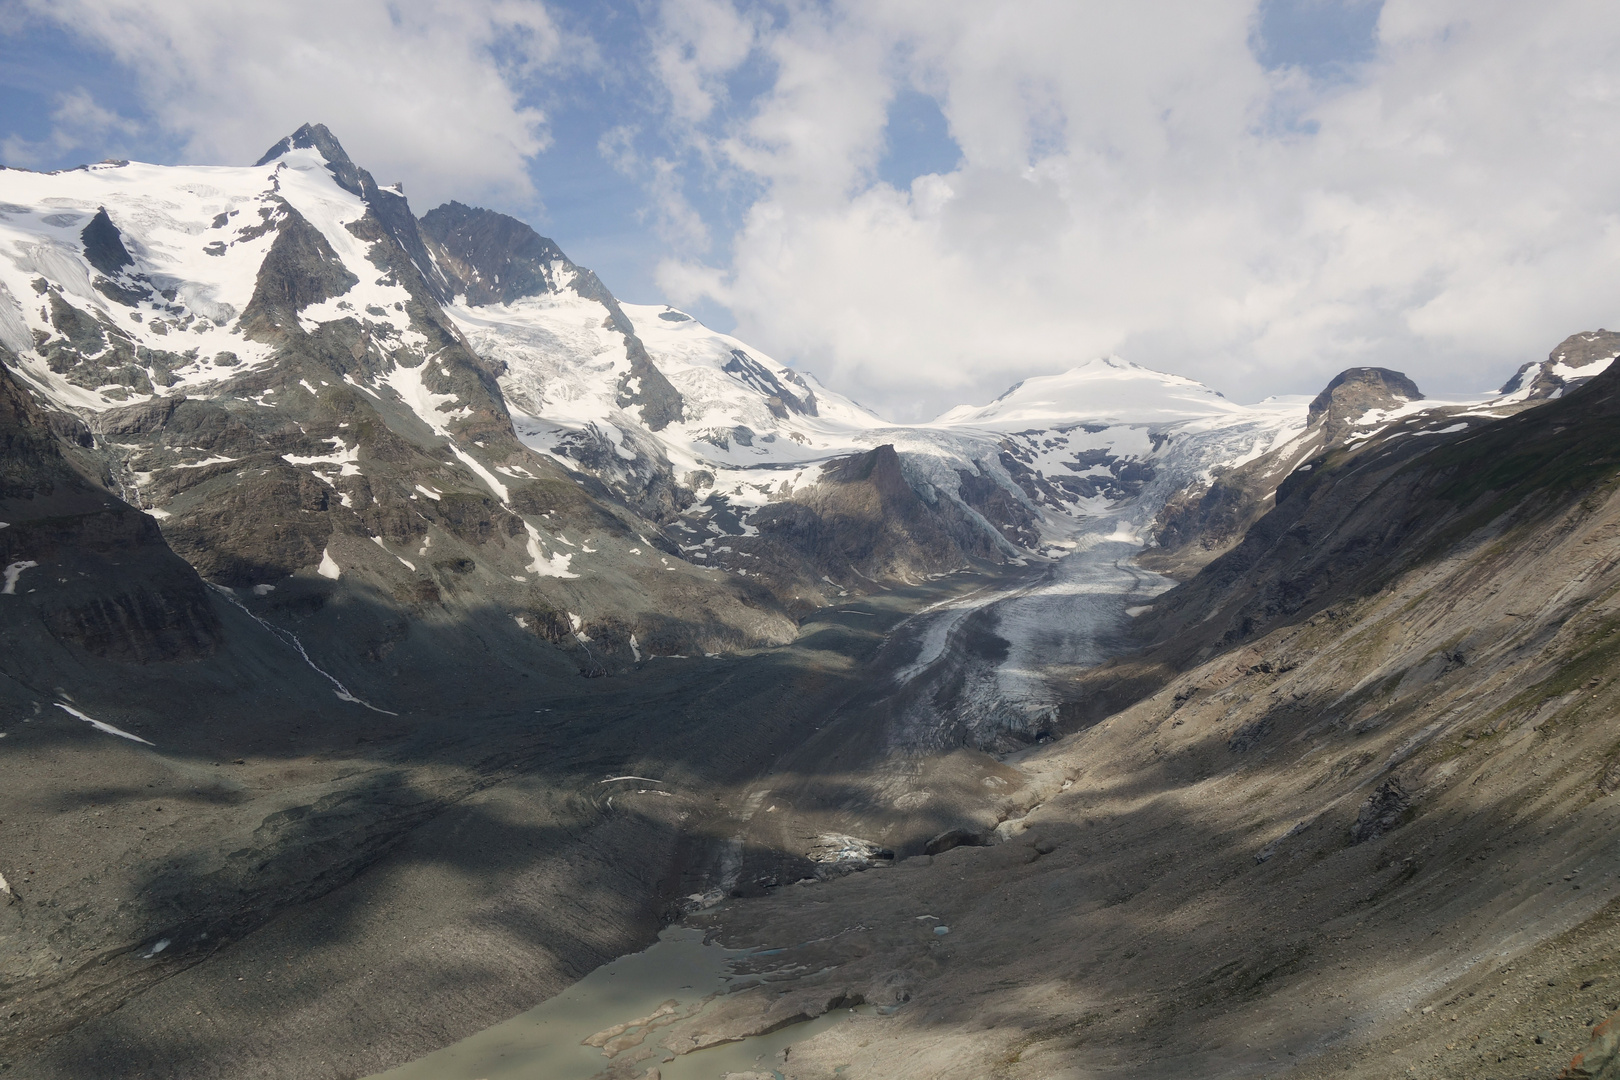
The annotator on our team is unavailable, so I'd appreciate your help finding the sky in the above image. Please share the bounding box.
[2,0,1619,421]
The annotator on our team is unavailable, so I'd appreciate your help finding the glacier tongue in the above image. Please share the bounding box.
[442,255,1313,744]
[868,401,1313,750]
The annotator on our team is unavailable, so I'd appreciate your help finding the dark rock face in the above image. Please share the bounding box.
[29,526,222,663]
[79,207,152,308]
[160,464,339,585]
[546,423,695,523]
[954,466,1040,549]
[1350,779,1412,842]
[666,440,1036,611]
[0,362,222,661]
[1500,329,1620,400]
[617,337,686,432]
[47,291,107,354]
[239,202,359,336]
[418,201,573,306]
[723,349,817,418]
[34,289,152,398]
[1,355,74,498]
[749,444,972,582]
[1306,367,1423,441]
[79,208,134,277]
[1146,472,1262,568]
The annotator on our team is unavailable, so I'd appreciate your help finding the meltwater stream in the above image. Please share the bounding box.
[366,927,863,1080]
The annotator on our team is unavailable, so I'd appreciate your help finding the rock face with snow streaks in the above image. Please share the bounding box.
[419,200,576,308]
[1305,366,1424,443]
[0,127,798,687]
[0,360,221,663]
[1139,353,1583,579]
[1499,328,1620,401]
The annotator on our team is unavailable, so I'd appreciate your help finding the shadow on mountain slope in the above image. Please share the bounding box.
[1,538,1030,1079]
[614,356,1620,1079]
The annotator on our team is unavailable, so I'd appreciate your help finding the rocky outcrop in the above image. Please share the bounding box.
[616,337,685,431]
[1500,328,1620,400]
[954,465,1042,549]
[79,207,134,277]
[1561,1009,1620,1079]
[418,201,574,306]
[722,349,817,418]
[1305,366,1422,442]
[1139,366,1424,579]
[1349,778,1411,843]
[747,444,975,585]
[34,288,155,397]
[238,201,358,337]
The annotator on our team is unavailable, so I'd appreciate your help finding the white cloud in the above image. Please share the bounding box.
[600,124,712,249]
[652,0,758,125]
[20,0,580,210]
[653,0,1620,419]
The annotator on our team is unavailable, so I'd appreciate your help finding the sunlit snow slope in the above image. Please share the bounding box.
[450,272,1314,569]
[0,127,804,676]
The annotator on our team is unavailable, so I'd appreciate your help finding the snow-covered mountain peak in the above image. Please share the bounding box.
[254,122,372,201]
[450,286,888,502]
[0,155,304,409]
[933,356,1249,430]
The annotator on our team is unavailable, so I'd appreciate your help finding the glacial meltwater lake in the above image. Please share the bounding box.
[366,926,864,1080]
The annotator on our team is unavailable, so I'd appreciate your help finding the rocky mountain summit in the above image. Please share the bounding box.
[1304,365,1424,441]
[1499,328,1620,401]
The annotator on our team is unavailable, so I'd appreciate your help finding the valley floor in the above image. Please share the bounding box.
[0,565,1040,1080]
